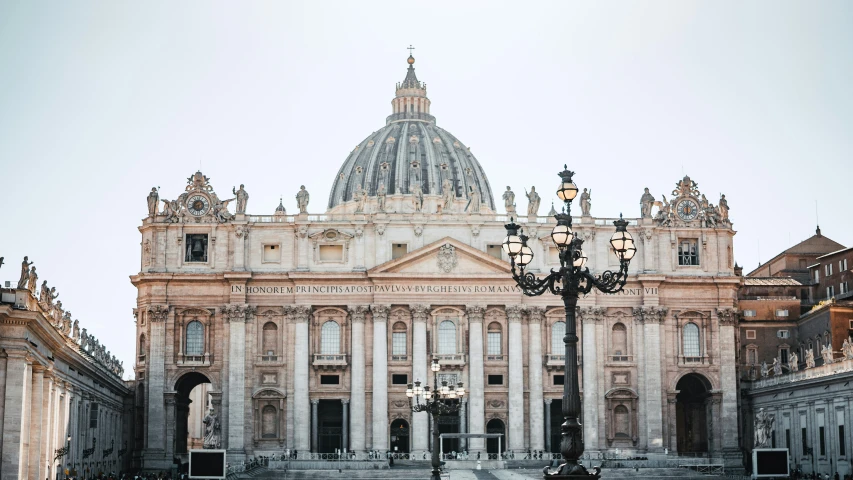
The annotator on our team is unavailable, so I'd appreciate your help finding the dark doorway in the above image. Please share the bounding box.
[174,372,212,455]
[390,419,410,454]
[549,399,563,454]
[436,400,459,454]
[675,373,711,453]
[318,400,343,453]
[486,419,506,458]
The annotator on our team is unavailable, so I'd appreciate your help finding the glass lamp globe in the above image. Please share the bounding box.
[431,359,441,372]
[502,233,523,257]
[551,223,573,248]
[441,382,450,395]
[406,384,414,398]
[457,383,465,396]
[573,250,587,268]
[516,245,534,267]
[423,386,432,400]
[622,243,637,261]
[557,181,578,202]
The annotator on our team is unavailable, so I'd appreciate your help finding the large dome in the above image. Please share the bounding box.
[327,55,495,211]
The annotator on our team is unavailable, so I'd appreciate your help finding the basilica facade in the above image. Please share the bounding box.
[132,55,742,469]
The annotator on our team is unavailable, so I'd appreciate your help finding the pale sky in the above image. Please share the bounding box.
[1,1,851,377]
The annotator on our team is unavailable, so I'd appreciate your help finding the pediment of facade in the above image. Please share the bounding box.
[369,237,511,275]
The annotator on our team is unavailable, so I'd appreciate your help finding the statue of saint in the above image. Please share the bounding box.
[821,344,834,365]
[754,409,774,448]
[203,408,222,449]
[441,178,455,213]
[525,187,541,216]
[718,194,729,223]
[296,186,310,214]
[62,312,72,336]
[760,361,769,378]
[805,349,816,369]
[466,185,481,213]
[40,281,51,306]
[27,266,38,295]
[232,184,249,214]
[17,256,33,289]
[72,320,79,340]
[789,351,798,372]
[579,188,591,216]
[640,188,655,218]
[844,337,853,360]
[80,328,89,350]
[410,182,423,212]
[502,186,516,215]
[147,188,159,217]
[772,357,782,376]
[354,185,366,213]
[376,183,387,212]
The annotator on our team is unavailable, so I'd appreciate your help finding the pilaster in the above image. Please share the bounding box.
[28,364,45,480]
[579,306,604,452]
[348,305,368,452]
[636,305,667,452]
[290,305,312,450]
[410,304,429,453]
[222,303,254,455]
[527,307,545,451]
[371,304,390,450]
[466,305,486,453]
[145,305,168,460]
[716,307,740,454]
[506,304,525,452]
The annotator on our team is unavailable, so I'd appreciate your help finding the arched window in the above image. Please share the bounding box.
[262,322,278,356]
[321,321,340,354]
[186,321,204,356]
[552,321,565,354]
[611,323,627,360]
[487,322,502,356]
[614,405,630,438]
[392,322,407,356]
[262,405,277,438]
[683,323,700,359]
[438,320,456,354]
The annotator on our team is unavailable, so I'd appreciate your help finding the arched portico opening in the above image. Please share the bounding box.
[175,372,212,455]
[390,419,410,454]
[486,419,506,457]
[675,373,711,453]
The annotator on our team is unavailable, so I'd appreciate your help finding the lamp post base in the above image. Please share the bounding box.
[543,463,601,479]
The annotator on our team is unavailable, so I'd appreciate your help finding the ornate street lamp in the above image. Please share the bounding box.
[407,358,466,480]
[504,166,634,479]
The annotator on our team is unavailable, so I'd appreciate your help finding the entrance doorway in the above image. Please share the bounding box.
[486,419,506,457]
[549,399,563,454]
[175,372,212,454]
[436,401,460,453]
[318,400,343,453]
[390,419,410,454]
[675,373,711,453]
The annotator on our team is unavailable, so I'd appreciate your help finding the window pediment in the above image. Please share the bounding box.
[252,388,286,399]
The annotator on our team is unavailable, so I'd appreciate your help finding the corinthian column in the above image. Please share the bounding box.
[527,307,545,451]
[467,305,486,453]
[223,304,254,454]
[580,306,604,453]
[290,305,312,450]
[506,305,525,453]
[145,305,169,459]
[635,306,666,451]
[348,305,368,452]
[717,308,740,454]
[371,304,390,450]
[29,364,45,480]
[410,305,430,453]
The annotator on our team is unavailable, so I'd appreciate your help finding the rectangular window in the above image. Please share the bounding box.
[777,330,790,339]
[776,309,789,317]
[841,425,847,456]
[320,375,340,385]
[786,428,791,449]
[185,234,209,262]
[802,427,808,455]
[487,374,504,385]
[841,260,846,272]
[263,244,281,263]
[743,310,756,318]
[678,239,700,266]
[780,347,789,364]
[841,282,848,294]
[747,349,758,365]
[819,426,826,456]
[392,332,407,355]
[392,243,408,260]
[828,286,836,298]
[554,375,564,385]
[486,245,503,260]
[746,330,756,339]
[392,374,408,385]
[487,332,501,355]
[89,403,99,428]
[843,259,848,271]
[816,270,820,282]
[318,244,344,262]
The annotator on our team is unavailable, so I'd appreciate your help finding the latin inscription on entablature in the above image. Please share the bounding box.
[231,284,522,295]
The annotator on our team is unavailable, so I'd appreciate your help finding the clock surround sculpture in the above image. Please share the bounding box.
[503,166,636,479]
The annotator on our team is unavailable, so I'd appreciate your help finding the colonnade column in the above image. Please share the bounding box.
[580,307,603,453]
[1,350,30,480]
[311,400,319,453]
[348,305,368,452]
[410,305,429,453]
[467,305,486,453]
[372,304,390,451]
[717,308,740,455]
[28,364,46,480]
[544,399,552,453]
[459,400,467,451]
[527,307,545,452]
[341,399,349,452]
[42,373,55,480]
[145,305,168,460]
[224,304,251,455]
[506,305,525,453]
[636,306,666,451]
[291,305,312,451]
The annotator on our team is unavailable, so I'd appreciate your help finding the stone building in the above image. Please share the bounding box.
[132,54,742,470]
[747,228,843,284]
[809,246,853,303]
[0,276,132,480]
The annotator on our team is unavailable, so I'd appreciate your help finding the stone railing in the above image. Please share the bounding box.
[431,354,467,366]
[607,355,634,363]
[749,357,853,390]
[312,354,348,370]
[486,354,506,362]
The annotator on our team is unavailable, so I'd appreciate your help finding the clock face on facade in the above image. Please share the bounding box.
[187,194,210,216]
[676,199,699,221]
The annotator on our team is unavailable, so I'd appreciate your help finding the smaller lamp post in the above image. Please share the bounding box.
[407,358,465,480]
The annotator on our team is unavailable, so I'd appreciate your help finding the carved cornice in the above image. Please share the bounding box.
[146,305,169,323]
[370,304,390,323]
[717,307,737,326]
[221,304,256,323]
[526,306,545,325]
[577,306,606,324]
[348,305,370,323]
[409,304,430,323]
[505,305,523,323]
[633,306,668,324]
[466,305,485,323]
